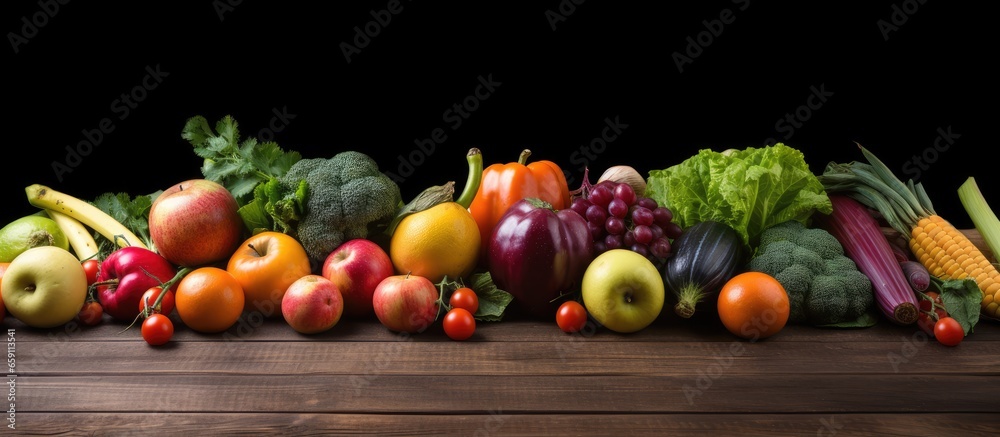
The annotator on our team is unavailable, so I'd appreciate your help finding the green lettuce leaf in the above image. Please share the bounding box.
[646,143,832,248]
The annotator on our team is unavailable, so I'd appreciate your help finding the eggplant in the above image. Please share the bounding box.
[664,220,748,318]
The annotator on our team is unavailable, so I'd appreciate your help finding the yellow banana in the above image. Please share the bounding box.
[26,184,148,251]
[45,209,100,261]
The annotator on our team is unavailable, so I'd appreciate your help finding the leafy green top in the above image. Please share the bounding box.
[90,191,157,256]
[181,115,302,204]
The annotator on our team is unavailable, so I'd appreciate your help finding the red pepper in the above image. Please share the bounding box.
[487,198,593,318]
[96,246,177,322]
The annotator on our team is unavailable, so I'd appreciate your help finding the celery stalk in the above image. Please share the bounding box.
[957,177,1000,259]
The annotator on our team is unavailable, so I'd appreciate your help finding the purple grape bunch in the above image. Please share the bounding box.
[570,179,681,263]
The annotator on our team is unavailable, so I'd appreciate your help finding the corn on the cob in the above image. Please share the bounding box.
[818,144,1000,320]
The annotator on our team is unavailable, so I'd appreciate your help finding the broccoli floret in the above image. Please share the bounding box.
[774,263,813,324]
[797,227,844,260]
[278,151,402,268]
[756,219,801,248]
[807,272,873,325]
[747,219,875,326]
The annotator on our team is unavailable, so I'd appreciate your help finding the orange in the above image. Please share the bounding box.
[389,202,480,283]
[717,271,790,340]
[175,267,245,334]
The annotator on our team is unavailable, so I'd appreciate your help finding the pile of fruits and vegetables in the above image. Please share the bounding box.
[2,115,997,347]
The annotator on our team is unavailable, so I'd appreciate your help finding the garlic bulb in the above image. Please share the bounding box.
[597,165,646,196]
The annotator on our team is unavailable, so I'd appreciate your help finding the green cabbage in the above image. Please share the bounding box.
[645,143,832,249]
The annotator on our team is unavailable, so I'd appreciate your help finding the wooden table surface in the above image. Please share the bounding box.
[5,303,999,436]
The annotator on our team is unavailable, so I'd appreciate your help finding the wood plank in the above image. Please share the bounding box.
[11,412,999,436]
[7,313,1000,343]
[13,337,1000,377]
[14,374,998,414]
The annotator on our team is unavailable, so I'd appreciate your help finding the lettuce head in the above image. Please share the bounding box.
[645,143,832,248]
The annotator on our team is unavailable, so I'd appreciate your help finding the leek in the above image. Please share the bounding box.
[957,177,1000,260]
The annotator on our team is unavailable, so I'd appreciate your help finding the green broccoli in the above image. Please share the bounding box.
[747,220,874,326]
[277,151,403,267]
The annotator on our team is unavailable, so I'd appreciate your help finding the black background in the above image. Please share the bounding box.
[4,1,994,230]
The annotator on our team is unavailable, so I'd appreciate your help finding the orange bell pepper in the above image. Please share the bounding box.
[469,149,571,265]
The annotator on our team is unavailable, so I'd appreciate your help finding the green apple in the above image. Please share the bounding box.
[1,246,87,328]
[581,249,665,333]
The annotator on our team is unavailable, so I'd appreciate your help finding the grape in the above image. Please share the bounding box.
[586,204,608,224]
[652,207,673,227]
[623,230,635,247]
[604,234,623,250]
[587,221,605,240]
[605,216,625,235]
[650,224,664,240]
[593,240,607,254]
[630,244,648,257]
[571,198,592,217]
[608,198,628,219]
[613,184,637,206]
[633,225,653,245]
[650,237,671,258]
[663,221,683,239]
[590,185,614,208]
[637,197,658,210]
[631,207,654,226]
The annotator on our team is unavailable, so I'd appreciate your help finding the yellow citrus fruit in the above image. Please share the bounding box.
[175,267,245,334]
[389,202,480,283]
[0,215,69,263]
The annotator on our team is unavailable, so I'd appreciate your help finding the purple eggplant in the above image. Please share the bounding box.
[488,198,594,318]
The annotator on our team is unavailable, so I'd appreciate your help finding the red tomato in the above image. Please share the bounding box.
[82,259,100,286]
[77,301,104,326]
[449,287,479,315]
[556,300,588,333]
[934,317,964,347]
[140,286,176,316]
[142,314,174,346]
[443,308,476,341]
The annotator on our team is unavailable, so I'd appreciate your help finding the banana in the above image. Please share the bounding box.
[26,184,149,251]
[45,209,100,261]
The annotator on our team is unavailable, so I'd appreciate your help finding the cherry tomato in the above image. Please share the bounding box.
[142,313,174,346]
[443,308,476,341]
[82,259,100,286]
[556,300,588,333]
[77,301,103,326]
[449,287,479,315]
[140,286,176,316]
[934,317,964,347]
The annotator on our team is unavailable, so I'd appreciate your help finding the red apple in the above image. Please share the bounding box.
[372,274,440,334]
[149,179,245,267]
[281,274,344,334]
[321,239,394,319]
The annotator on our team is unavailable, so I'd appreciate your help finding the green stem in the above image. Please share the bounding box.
[674,283,707,319]
[455,148,484,209]
[517,149,531,165]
